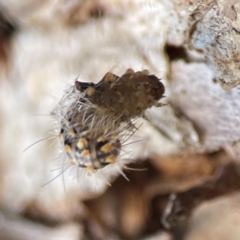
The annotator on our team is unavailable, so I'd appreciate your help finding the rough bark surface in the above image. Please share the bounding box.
[0,0,240,239]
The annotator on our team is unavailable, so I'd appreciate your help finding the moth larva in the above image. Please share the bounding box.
[52,68,165,174]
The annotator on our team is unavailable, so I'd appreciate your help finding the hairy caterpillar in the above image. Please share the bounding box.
[52,68,165,175]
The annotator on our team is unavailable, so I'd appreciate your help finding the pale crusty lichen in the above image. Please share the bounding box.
[1,1,240,239]
[170,60,240,153]
[189,0,240,90]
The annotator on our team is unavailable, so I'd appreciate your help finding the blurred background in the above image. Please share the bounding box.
[0,0,240,239]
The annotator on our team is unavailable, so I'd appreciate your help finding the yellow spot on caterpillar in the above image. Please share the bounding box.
[65,145,72,153]
[110,82,116,89]
[81,149,90,157]
[85,163,95,175]
[105,155,117,163]
[77,138,88,149]
[86,87,95,96]
[97,136,106,142]
[104,72,114,82]
[101,143,113,153]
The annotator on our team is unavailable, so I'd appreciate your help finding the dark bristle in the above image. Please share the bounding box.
[64,138,72,147]
[75,81,95,92]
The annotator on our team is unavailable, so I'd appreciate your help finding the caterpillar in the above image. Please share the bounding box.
[52,68,165,175]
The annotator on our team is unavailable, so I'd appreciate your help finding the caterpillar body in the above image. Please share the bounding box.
[52,69,165,174]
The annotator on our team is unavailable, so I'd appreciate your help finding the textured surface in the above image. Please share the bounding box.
[170,61,240,153]
[189,0,240,89]
[0,0,240,239]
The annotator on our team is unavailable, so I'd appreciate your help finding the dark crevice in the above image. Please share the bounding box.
[0,10,17,69]
[0,11,16,38]
[164,45,190,63]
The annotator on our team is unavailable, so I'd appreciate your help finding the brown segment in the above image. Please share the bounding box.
[142,69,149,75]
[110,82,116,89]
[125,68,135,74]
